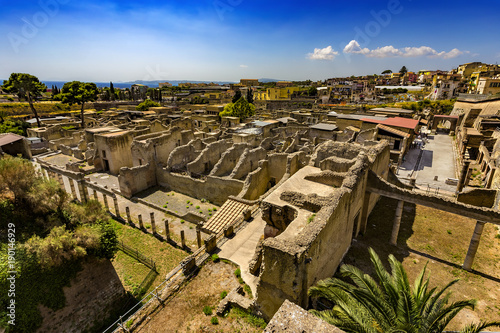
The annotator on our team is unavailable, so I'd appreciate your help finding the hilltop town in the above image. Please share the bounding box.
[1,61,500,332]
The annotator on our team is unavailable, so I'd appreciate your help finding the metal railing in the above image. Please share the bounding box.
[102,205,260,333]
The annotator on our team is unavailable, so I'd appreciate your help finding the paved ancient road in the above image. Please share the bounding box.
[398,133,457,193]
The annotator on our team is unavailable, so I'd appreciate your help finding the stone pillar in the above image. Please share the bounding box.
[138,214,144,229]
[456,160,471,193]
[360,192,372,235]
[93,189,98,201]
[181,230,186,248]
[56,173,65,190]
[77,181,87,203]
[390,200,404,246]
[69,179,77,200]
[126,207,132,225]
[113,196,121,218]
[103,194,109,211]
[164,219,170,241]
[196,228,202,248]
[150,212,156,234]
[463,221,486,271]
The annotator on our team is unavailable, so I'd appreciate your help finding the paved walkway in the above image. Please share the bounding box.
[398,134,457,194]
[218,215,266,296]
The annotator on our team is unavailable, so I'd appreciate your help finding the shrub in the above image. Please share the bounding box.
[211,316,219,325]
[234,268,241,278]
[220,290,228,299]
[203,306,213,315]
[244,284,252,298]
[196,205,200,209]
[136,99,160,111]
[211,254,220,262]
[180,220,185,224]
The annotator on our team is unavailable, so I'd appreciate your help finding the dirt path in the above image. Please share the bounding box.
[136,261,264,333]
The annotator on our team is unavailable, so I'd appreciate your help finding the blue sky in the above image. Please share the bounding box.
[1,0,499,82]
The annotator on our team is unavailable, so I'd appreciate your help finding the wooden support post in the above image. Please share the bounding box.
[196,228,202,248]
[181,230,186,249]
[360,192,371,235]
[463,221,486,271]
[113,196,120,218]
[390,200,404,246]
[126,207,132,225]
[138,214,144,229]
[164,219,170,241]
[150,212,156,234]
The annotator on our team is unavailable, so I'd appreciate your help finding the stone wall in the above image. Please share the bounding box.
[210,143,249,177]
[230,147,267,180]
[36,258,126,333]
[158,171,244,206]
[255,141,390,319]
[187,139,233,175]
[119,163,157,198]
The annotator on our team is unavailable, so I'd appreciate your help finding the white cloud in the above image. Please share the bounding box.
[239,64,248,68]
[343,40,370,55]
[343,40,465,59]
[307,46,339,60]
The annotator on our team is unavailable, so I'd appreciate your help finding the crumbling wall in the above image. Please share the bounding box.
[240,160,271,200]
[230,147,267,180]
[166,139,204,171]
[157,171,243,205]
[210,143,249,177]
[49,131,83,151]
[187,139,233,175]
[118,163,156,198]
[356,128,377,143]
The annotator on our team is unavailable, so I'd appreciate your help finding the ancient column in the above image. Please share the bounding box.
[181,230,186,249]
[93,189,98,201]
[113,196,121,218]
[138,214,144,229]
[196,228,202,248]
[164,219,170,241]
[102,193,109,211]
[126,207,132,225]
[463,221,486,271]
[390,200,404,246]
[150,212,156,234]
[77,181,87,203]
[56,173,65,191]
[456,160,471,193]
[69,179,77,200]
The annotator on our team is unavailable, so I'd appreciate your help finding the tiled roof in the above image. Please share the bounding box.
[0,133,24,146]
[380,117,419,130]
[377,124,411,138]
[203,198,253,234]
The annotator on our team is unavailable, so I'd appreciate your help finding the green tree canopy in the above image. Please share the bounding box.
[400,66,408,76]
[232,90,242,103]
[56,81,98,128]
[309,248,500,332]
[136,99,160,111]
[1,73,47,127]
[219,97,256,120]
[382,69,393,74]
[246,88,254,104]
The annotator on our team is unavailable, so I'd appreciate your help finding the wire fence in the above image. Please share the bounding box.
[102,204,260,333]
[117,241,157,272]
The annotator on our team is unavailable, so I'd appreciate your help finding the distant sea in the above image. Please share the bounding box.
[0,78,280,89]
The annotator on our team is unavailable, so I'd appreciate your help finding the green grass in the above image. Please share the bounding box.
[110,220,187,295]
[229,307,267,329]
